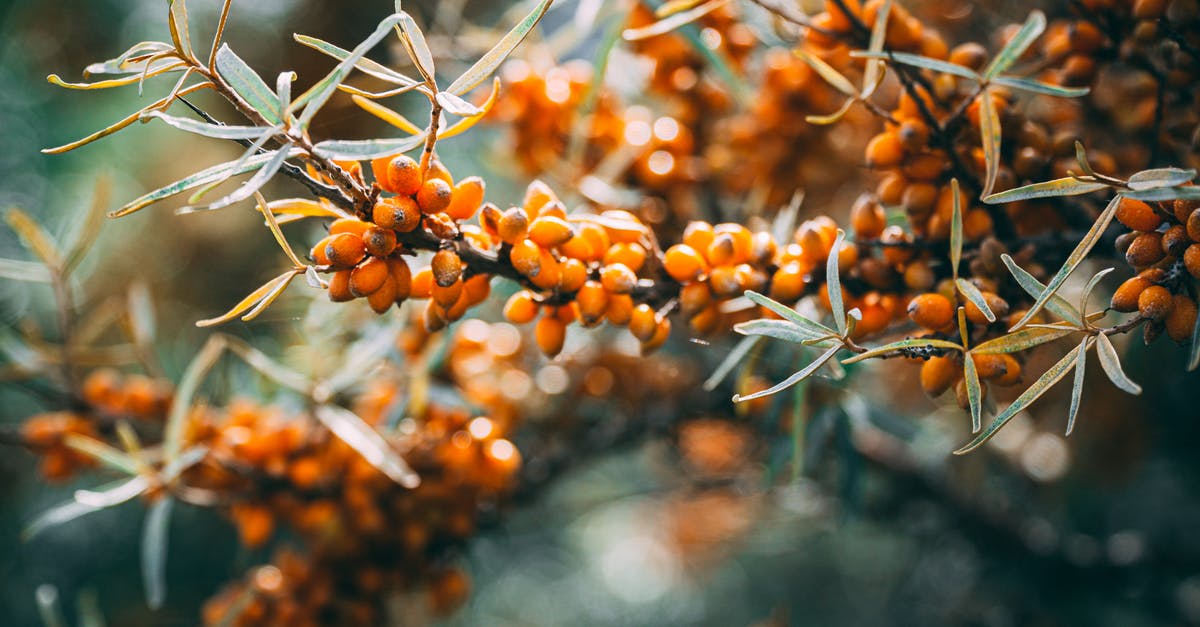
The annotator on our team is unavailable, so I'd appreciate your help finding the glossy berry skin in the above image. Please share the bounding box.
[907,293,954,331]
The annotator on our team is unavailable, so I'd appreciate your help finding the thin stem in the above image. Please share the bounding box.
[420,101,443,175]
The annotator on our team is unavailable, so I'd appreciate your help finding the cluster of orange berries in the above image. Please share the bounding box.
[183,387,518,625]
[1111,197,1200,343]
[21,369,172,481]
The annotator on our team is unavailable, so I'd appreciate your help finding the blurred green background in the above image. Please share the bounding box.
[4,1,1200,625]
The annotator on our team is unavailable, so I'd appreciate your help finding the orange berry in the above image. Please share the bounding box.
[328,270,354,302]
[528,248,562,290]
[920,355,958,397]
[528,216,574,248]
[1126,231,1165,267]
[679,281,711,316]
[416,178,453,215]
[682,221,715,253]
[604,242,647,273]
[445,176,485,221]
[504,291,539,324]
[1185,244,1200,279]
[559,258,588,293]
[706,234,737,266]
[479,202,503,238]
[535,315,566,357]
[523,179,556,217]
[600,263,636,294]
[1162,225,1190,257]
[708,265,740,297]
[714,223,754,262]
[288,456,324,490]
[310,235,334,265]
[641,317,671,354]
[233,504,275,549]
[371,154,397,193]
[664,244,706,282]
[1138,285,1173,320]
[1116,197,1163,232]
[363,226,397,258]
[498,208,530,244]
[387,155,422,196]
[349,256,390,297]
[373,196,421,232]
[389,257,412,301]
[907,293,954,330]
[1111,276,1150,312]
[769,262,806,302]
[426,159,453,186]
[606,293,634,325]
[1166,295,1198,342]
[576,281,609,326]
[431,249,463,288]
[325,233,366,269]
[850,196,886,239]
[411,266,433,299]
[1188,208,1200,242]
[463,274,491,305]
[965,291,1009,324]
[972,352,1011,380]
[509,239,542,278]
[578,223,611,262]
[330,217,370,238]
[865,132,905,168]
[629,304,658,341]
[432,277,463,309]
[367,276,397,313]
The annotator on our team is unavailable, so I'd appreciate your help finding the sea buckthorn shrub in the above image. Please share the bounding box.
[4,0,1200,623]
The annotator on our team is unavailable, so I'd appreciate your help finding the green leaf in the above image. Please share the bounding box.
[163,336,227,463]
[83,41,175,76]
[1078,267,1114,317]
[1008,193,1119,331]
[141,497,173,610]
[447,0,554,95]
[295,14,407,126]
[275,71,295,115]
[141,111,273,140]
[109,150,289,218]
[6,209,63,270]
[435,90,481,116]
[805,98,854,126]
[294,34,421,88]
[1066,336,1089,435]
[850,50,979,80]
[397,12,436,88]
[795,49,857,97]
[62,434,140,476]
[954,336,1083,454]
[73,476,150,508]
[826,229,847,335]
[0,258,52,282]
[990,76,1089,97]
[23,495,109,540]
[64,176,111,272]
[734,318,837,345]
[180,148,294,212]
[1074,141,1097,178]
[733,343,842,403]
[950,177,963,278]
[1095,332,1142,394]
[964,352,983,433]
[982,176,1108,204]
[744,291,837,337]
[841,338,963,364]
[1122,186,1200,202]
[703,335,760,391]
[978,88,1001,198]
[1127,167,1196,191]
[973,325,1075,354]
[983,10,1046,80]
[623,0,727,41]
[956,278,996,322]
[196,269,300,327]
[1000,254,1084,326]
[47,62,185,90]
[311,132,428,160]
[313,405,420,488]
[214,44,281,125]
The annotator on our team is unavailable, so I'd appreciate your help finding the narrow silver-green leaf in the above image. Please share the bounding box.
[973,325,1076,354]
[860,0,891,98]
[978,88,1001,198]
[826,229,847,335]
[1122,186,1200,202]
[703,335,760,391]
[1001,254,1084,326]
[733,343,842,403]
[314,404,420,488]
[841,338,963,364]
[296,14,407,126]
[214,44,281,125]
[1008,193,1120,330]
[990,76,1089,97]
[181,148,292,212]
[982,177,1108,204]
[83,41,175,76]
[1127,167,1196,191]
[1095,332,1142,394]
[275,71,295,117]
[62,434,140,476]
[141,497,173,610]
[733,318,836,345]
[964,352,983,433]
[73,476,149,508]
[1078,267,1114,317]
[163,336,226,463]
[796,49,857,97]
[954,337,1082,454]
[435,90,481,116]
[24,495,109,540]
[142,111,272,140]
[0,258,52,282]
[850,50,979,80]
[1074,141,1097,178]
[294,34,421,87]
[109,151,285,218]
[64,176,111,272]
[744,291,837,337]
[448,0,554,95]
[311,132,427,160]
[623,0,726,41]
[1066,336,1089,435]
[397,12,436,87]
[983,10,1046,79]
[950,177,963,278]
[956,278,996,322]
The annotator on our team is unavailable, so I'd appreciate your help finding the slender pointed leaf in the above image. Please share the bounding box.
[1079,267,1114,316]
[1127,167,1196,191]
[275,71,295,117]
[255,194,304,268]
[196,270,298,327]
[42,84,210,155]
[435,90,481,116]
[64,176,111,271]
[978,88,1001,198]
[990,76,1088,97]
[311,133,428,160]
[0,258,52,282]
[733,318,837,345]
[163,336,227,462]
[956,278,996,322]
[973,326,1076,353]
[314,404,420,488]
[983,10,1046,79]
[141,110,271,140]
[851,50,979,80]
[954,338,1083,454]
[6,209,62,270]
[1008,193,1120,330]
[950,177,963,278]
[440,78,501,139]
[447,0,554,95]
[1095,332,1142,394]
[141,497,173,610]
[1001,254,1084,325]
[23,497,106,540]
[294,34,420,88]
[744,291,836,336]
[964,352,983,432]
[109,150,285,218]
[239,269,299,322]
[83,41,175,76]
[397,12,436,88]
[180,147,292,213]
[795,49,857,97]
[1066,336,1089,435]
[47,63,184,90]
[351,95,423,135]
[860,0,891,98]
[841,338,963,364]
[214,44,281,125]
[623,0,727,41]
[982,177,1108,204]
[62,434,140,476]
[1074,141,1097,177]
[733,343,842,402]
[1122,186,1200,202]
[703,335,760,391]
[73,476,150,508]
[805,98,854,125]
[296,14,407,126]
[826,230,847,334]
